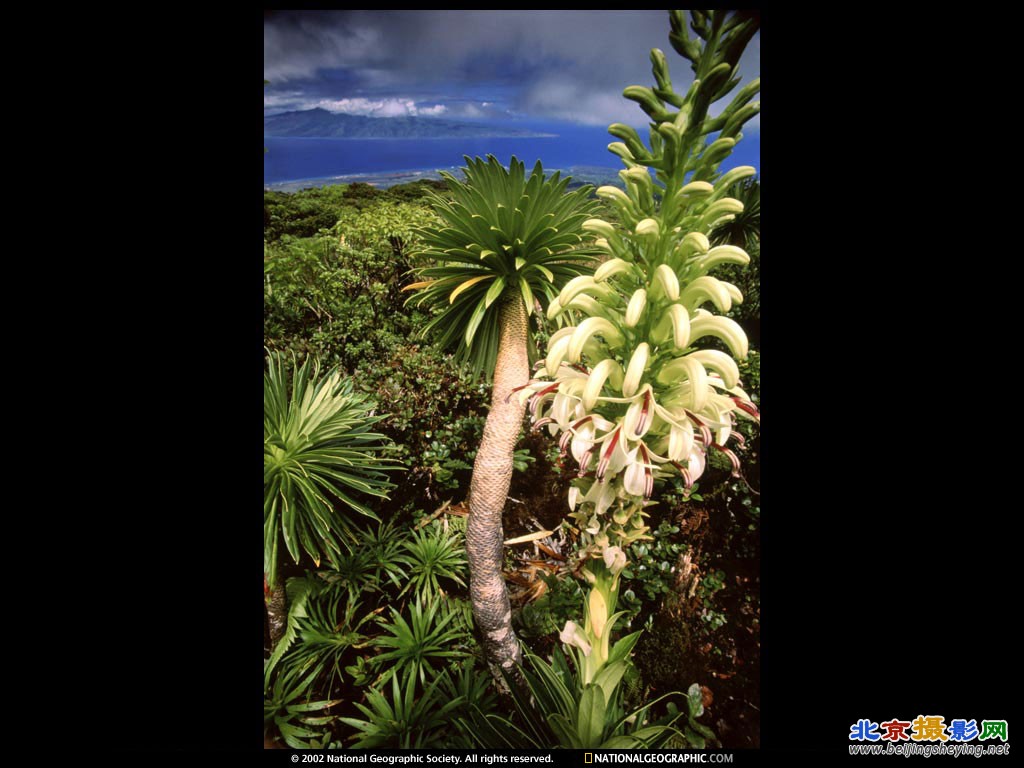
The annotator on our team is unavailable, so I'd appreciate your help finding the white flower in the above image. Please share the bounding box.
[603,546,627,575]
[559,620,592,655]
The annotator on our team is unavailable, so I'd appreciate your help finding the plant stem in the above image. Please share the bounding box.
[466,292,528,689]
[266,583,287,650]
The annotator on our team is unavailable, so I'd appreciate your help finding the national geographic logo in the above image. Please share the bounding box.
[584,754,734,763]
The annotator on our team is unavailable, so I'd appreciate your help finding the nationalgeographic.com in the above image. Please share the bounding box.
[589,754,733,763]
[849,742,1010,757]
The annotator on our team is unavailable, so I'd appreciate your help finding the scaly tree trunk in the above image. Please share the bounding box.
[467,292,528,686]
[266,582,287,650]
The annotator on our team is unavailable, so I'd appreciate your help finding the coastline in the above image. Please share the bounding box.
[264,168,453,192]
[263,132,558,141]
[265,164,624,193]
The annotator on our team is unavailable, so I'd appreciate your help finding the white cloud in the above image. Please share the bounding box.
[520,77,649,127]
[263,89,311,113]
[456,104,485,118]
[445,102,493,119]
[264,92,452,118]
[313,97,447,118]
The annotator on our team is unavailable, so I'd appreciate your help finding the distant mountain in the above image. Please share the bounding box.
[264,109,551,139]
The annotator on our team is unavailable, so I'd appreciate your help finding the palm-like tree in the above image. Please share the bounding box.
[405,155,602,681]
[264,351,399,647]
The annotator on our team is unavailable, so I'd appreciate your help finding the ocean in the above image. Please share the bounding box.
[263,122,760,189]
[264,125,620,187]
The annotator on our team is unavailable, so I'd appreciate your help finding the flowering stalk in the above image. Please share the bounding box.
[559,549,634,691]
[546,16,759,745]
[519,10,761,574]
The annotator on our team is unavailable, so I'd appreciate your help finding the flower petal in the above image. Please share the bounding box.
[559,620,592,655]
[623,456,646,496]
[571,421,596,464]
[688,449,706,482]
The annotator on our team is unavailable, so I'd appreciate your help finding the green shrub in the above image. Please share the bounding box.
[337,667,466,748]
[264,352,400,591]
[263,665,339,749]
[397,521,469,600]
[264,197,490,506]
[371,596,472,685]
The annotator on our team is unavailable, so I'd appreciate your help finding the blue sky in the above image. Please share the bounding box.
[264,10,760,159]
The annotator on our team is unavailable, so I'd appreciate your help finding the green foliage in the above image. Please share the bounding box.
[264,574,319,681]
[314,520,410,600]
[371,596,471,685]
[679,683,720,748]
[376,359,487,498]
[264,200,441,372]
[264,181,445,243]
[264,351,400,589]
[740,347,759,394]
[264,193,490,504]
[332,198,439,258]
[343,655,376,687]
[265,522,493,749]
[397,521,468,600]
[512,446,536,473]
[515,573,585,639]
[619,521,688,611]
[280,590,377,694]
[420,439,474,490]
[338,667,466,748]
[263,665,339,749]
[386,178,448,202]
[698,569,727,631]
[437,660,499,722]
[632,613,693,699]
[264,185,357,241]
[457,647,685,749]
[406,155,604,380]
[320,545,387,604]
[357,519,411,591]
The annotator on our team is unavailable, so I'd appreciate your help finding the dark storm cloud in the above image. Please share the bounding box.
[264,11,760,126]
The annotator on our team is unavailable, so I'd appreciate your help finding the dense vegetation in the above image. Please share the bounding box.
[263,172,760,748]
[264,9,760,750]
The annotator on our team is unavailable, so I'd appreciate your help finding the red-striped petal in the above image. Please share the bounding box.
[685,410,714,446]
[636,390,652,436]
[577,449,594,476]
[596,428,621,482]
[711,442,742,476]
[505,379,542,403]
[639,443,654,498]
[559,428,574,454]
[671,461,694,490]
[732,397,760,422]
